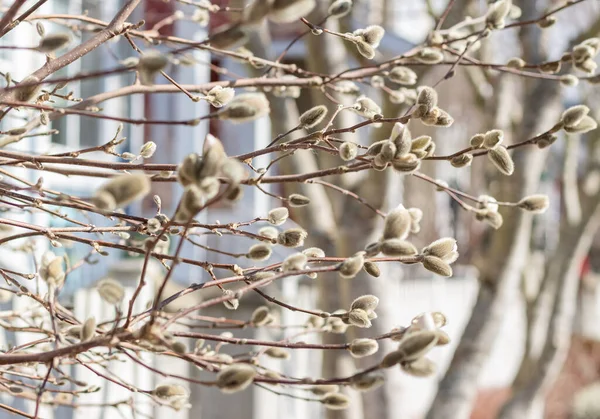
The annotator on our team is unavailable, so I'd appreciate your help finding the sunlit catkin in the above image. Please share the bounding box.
[216,364,256,393]
[397,330,439,362]
[339,142,358,161]
[416,86,438,114]
[561,105,590,128]
[422,255,453,277]
[351,294,379,311]
[383,204,411,240]
[138,51,169,86]
[347,308,372,328]
[364,261,381,277]
[277,228,307,247]
[302,247,325,258]
[218,93,270,123]
[488,146,514,175]
[282,253,308,272]
[321,392,350,410]
[97,278,125,305]
[92,174,151,211]
[350,373,385,392]
[517,194,549,213]
[80,317,96,342]
[380,239,418,256]
[339,253,365,278]
[299,105,328,128]
[205,85,235,108]
[174,185,205,222]
[483,129,504,149]
[268,0,316,23]
[388,66,418,85]
[423,237,457,258]
[349,338,379,358]
[267,207,289,225]
[288,193,311,207]
[247,243,272,261]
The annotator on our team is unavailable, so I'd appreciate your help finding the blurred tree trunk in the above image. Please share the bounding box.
[497,132,600,419]
[426,1,560,417]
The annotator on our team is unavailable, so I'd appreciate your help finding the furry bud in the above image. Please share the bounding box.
[485,0,511,29]
[351,295,379,311]
[217,364,256,393]
[451,153,473,168]
[483,129,503,149]
[282,253,308,271]
[402,357,437,377]
[288,193,310,207]
[219,93,270,123]
[328,0,353,18]
[247,243,272,261]
[564,116,598,134]
[380,239,418,256]
[422,255,452,277]
[303,247,325,258]
[321,392,350,410]
[310,385,339,395]
[153,384,188,400]
[364,261,381,277]
[349,338,379,358]
[506,57,526,68]
[561,105,590,128]
[267,207,289,225]
[517,195,549,213]
[277,228,307,247]
[339,142,358,161]
[388,66,417,85]
[423,238,457,258]
[80,317,96,341]
[350,373,385,391]
[416,48,444,64]
[222,289,239,310]
[383,204,411,240]
[397,330,439,362]
[138,51,169,86]
[251,306,273,326]
[488,146,514,175]
[299,105,328,128]
[265,347,291,359]
[97,278,125,305]
[92,174,151,211]
[174,185,205,222]
[470,133,485,148]
[339,253,365,278]
[38,33,71,52]
[140,141,157,159]
[347,308,372,328]
[206,85,235,108]
[417,86,438,114]
[14,76,41,103]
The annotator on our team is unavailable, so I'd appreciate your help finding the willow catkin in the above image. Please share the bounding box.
[140,141,157,159]
[348,338,379,358]
[483,210,504,229]
[423,237,457,258]
[92,174,151,211]
[222,289,239,310]
[363,261,381,277]
[339,142,358,161]
[209,24,248,50]
[380,239,418,256]
[218,93,270,123]
[259,226,279,240]
[138,51,169,86]
[416,86,438,114]
[347,308,372,328]
[96,278,125,305]
[216,364,256,393]
[264,347,291,359]
[517,194,549,213]
[559,75,579,87]
[416,47,444,64]
[561,105,589,128]
[277,228,307,247]
[15,76,41,103]
[383,204,411,240]
[564,116,598,134]
[268,0,316,23]
[205,85,235,108]
[174,184,205,222]
[309,385,339,396]
[422,255,453,277]
[321,392,350,410]
[38,33,71,52]
[488,145,514,175]
[451,153,473,168]
[267,207,289,225]
[251,306,272,326]
[388,66,417,85]
[339,253,365,278]
[506,57,526,68]
[302,247,325,258]
[470,133,485,148]
[350,373,385,392]
[483,129,504,149]
[80,317,96,341]
[401,357,437,377]
[485,0,512,29]
[299,105,328,128]
[355,25,385,48]
[282,253,308,271]
[380,350,405,368]
[243,0,272,25]
[153,384,188,400]
[246,243,272,261]
[353,96,381,119]
[328,0,353,18]
[411,135,432,151]
[397,330,439,362]
[350,295,379,312]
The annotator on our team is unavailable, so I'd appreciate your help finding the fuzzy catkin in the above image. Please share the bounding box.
[488,146,514,175]
[299,105,328,128]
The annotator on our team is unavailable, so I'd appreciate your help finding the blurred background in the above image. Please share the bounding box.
[2,0,600,418]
